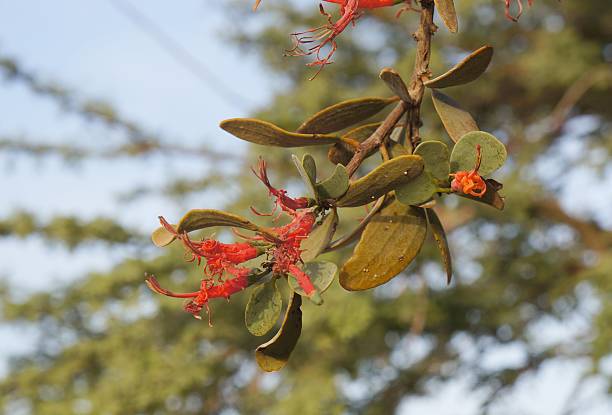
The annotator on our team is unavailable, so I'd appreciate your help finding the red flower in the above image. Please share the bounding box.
[450,145,487,198]
[286,0,407,78]
[250,159,319,297]
[147,158,321,322]
[252,158,311,213]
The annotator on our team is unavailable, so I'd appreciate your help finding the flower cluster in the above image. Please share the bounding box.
[146,158,319,322]
[450,145,487,198]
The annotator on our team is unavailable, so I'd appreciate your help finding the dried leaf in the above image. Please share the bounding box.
[288,261,337,303]
[380,68,411,102]
[431,89,479,142]
[151,224,176,247]
[450,131,507,176]
[255,292,302,372]
[425,46,493,88]
[220,118,340,147]
[245,279,283,337]
[297,97,397,134]
[458,179,505,210]
[426,209,453,284]
[177,209,276,240]
[300,210,338,262]
[315,164,350,200]
[337,155,424,207]
[434,0,458,33]
[340,201,427,291]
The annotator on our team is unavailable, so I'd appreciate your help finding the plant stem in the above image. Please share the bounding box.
[345,0,436,178]
[326,1,437,253]
[407,0,435,148]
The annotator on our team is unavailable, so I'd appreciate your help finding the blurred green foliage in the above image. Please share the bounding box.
[1,0,611,414]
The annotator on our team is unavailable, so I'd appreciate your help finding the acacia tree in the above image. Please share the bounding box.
[1,0,611,414]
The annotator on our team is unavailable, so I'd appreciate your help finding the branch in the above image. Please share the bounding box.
[345,0,436,177]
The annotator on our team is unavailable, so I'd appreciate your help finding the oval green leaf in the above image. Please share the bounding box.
[245,279,283,337]
[288,261,337,300]
[340,201,427,291]
[395,173,437,206]
[220,118,341,147]
[431,89,479,143]
[302,154,317,183]
[434,0,458,33]
[415,140,450,181]
[300,210,338,262]
[255,292,302,372]
[315,164,350,200]
[426,209,452,284]
[336,155,424,207]
[297,97,397,134]
[450,131,507,176]
[177,209,277,240]
[292,155,317,199]
[151,224,176,247]
[425,46,493,89]
[380,68,411,102]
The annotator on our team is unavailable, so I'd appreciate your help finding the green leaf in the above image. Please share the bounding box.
[151,224,176,247]
[458,179,505,210]
[220,118,341,147]
[288,261,337,303]
[300,210,338,262]
[291,155,317,199]
[336,156,424,207]
[315,164,350,200]
[395,173,438,206]
[379,68,411,102]
[425,46,493,88]
[297,97,398,134]
[450,131,507,176]
[302,154,317,183]
[431,89,479,142]
[255,292,302,372]
[426,209,453,284]
[176,209,277,240]
[340,201,427,291]
[394,138,448,206]
[415,140,450,180]
[434,0,458,33]
[245,279,283,337]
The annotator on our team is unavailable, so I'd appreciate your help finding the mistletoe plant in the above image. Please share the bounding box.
[147,0,524,372]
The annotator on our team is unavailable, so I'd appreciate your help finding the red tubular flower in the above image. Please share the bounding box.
[504,0,534,22]
[148,158,322,322]
[146,268,253,322]
[252,158,310,213]
[450,145,487,198]
[285,0,407,78]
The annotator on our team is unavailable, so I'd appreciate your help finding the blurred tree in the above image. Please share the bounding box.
[1,0,611,414]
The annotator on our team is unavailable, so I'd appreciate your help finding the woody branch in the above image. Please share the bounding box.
[345,0,435,178]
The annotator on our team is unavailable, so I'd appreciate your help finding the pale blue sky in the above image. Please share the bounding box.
[0,1,610,414]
